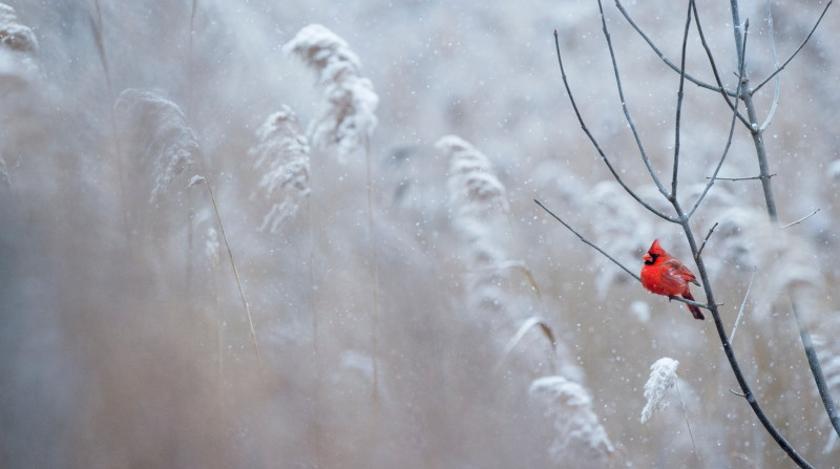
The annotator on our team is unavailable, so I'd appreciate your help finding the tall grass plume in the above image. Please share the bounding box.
[283,24,378,159]
[249,105,311,233]
[529,376,614,462]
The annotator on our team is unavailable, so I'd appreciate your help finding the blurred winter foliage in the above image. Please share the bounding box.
[530,376,614,463]
[1,0,839,468]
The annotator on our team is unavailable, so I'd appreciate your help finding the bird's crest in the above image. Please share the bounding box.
[648,239,666,256]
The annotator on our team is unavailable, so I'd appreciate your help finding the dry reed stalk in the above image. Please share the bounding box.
[115,89,262,365]
[284,24,381,399]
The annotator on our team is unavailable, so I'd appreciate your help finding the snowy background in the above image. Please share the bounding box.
[1,0,839,467]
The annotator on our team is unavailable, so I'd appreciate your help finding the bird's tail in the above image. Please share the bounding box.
[682,290,705,320]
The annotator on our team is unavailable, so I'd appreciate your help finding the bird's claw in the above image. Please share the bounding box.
[668,296,675,303]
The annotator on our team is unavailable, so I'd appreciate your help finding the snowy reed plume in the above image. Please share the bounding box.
[641,357,679,424]
[441,135,583,380]
[0,3,38,82]
[440,135,511,325]
[0,3,36,53]
[283,24,378,158]
[529,376,614,461]
[443,135,509,222]
[249,105,311,232]
[115,89,198,203]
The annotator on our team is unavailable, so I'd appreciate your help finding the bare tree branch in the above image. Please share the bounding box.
[549,3,816,464]
[726,0,839,444]
[613,0,737,97]
[617,0,752,129]
[670,0,693,200]
[672,197,813,469]
[595,0,669,197]
[751,0,833,94]
[552,30,677,223]
[725,1,826,463]
[782,208,820,229]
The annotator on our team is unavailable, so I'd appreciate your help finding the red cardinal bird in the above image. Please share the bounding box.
[640,240,704,320]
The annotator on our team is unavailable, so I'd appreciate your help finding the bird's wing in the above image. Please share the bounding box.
[664,258,700,285]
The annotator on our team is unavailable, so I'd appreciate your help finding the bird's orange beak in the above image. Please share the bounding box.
[642,252,652,263]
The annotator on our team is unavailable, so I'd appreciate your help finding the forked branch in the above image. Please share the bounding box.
[553,30,676,223]
[613,0,736,97]
[615,0,751,129]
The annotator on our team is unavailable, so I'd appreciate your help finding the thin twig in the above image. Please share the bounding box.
[687,20,749,219]
[614,0,737,97]
[758,0,781,132]
[695,222,718,259]
[729,388,747,398]
[535,199,640,281]
[595,0,668,197]
[751,0,833,94]
[782,208,820,229]
[553,31,677,223]
[729,267,757,344]
[706,173,775,182]
[534,199,707,311]
[670,0,694,200]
